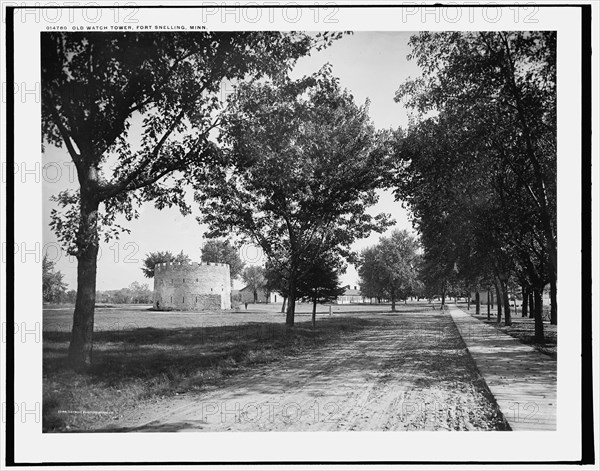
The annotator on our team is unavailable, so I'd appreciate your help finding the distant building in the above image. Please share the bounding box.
[239,286,278,304]
[335,285,366,304]
[469,291,492,304]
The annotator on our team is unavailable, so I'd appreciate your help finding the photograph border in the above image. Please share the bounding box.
[3,2,594,466]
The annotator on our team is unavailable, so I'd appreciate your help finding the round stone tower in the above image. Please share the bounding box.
[153,261,231,311]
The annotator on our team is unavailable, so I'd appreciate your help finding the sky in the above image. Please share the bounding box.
[42,31,422,291]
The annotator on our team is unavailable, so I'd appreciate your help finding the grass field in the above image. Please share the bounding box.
[43,302,393,432]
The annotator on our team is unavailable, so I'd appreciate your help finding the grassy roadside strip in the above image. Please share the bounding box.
[454,305,557,359]
[43,316,375,432]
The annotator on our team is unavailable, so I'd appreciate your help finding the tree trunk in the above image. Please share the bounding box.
[521,286,528,318]
[390,284,396,312]
[550,278,557,325]
[475,290,480,315]
[281,296,287,313]
[253,289,257,303]
[533,287,544,342]
[441,283,446,310]
[67,198,100,370]
[502,280,512,326]
[467,294,470,310]
[528,290,534,319]
[495,281,502,324]
[501,41,557,332]
[487,288,491,320]
[286,279,296,327]
[490,289,494,309]
[312,298,317,329]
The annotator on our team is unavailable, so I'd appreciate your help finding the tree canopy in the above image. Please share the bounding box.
[42,255,68,303]
[297,254,346,328]
[358,229,420,311]
[196,67,394,326]
[42,31,332,368]
[200,239,245,282]
[141,250,191,278]
[241,266,267,303]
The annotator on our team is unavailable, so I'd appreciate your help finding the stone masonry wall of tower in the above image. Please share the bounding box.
[153,262,231,310]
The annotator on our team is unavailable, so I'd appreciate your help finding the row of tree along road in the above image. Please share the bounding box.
[392,32,556,342]
[42,31,556,369]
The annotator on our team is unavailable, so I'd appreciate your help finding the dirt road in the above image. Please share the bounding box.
[107,306,508,432]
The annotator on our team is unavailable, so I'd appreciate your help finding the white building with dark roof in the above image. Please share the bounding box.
[335,285,366,304]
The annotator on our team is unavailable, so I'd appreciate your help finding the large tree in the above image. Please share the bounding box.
[358,229,420,311]
[264,260,290,313]
[242,266,266,303]
[200,239,245,283]
[42,255,68,303]
[141,250,190,278]
[297,254,346,328]
[197,68,393,326]
[357,246,389,303]
[42,31,331,369]
[128,281,153,304]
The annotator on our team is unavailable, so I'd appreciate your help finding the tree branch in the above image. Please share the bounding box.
[49,102,82,171]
